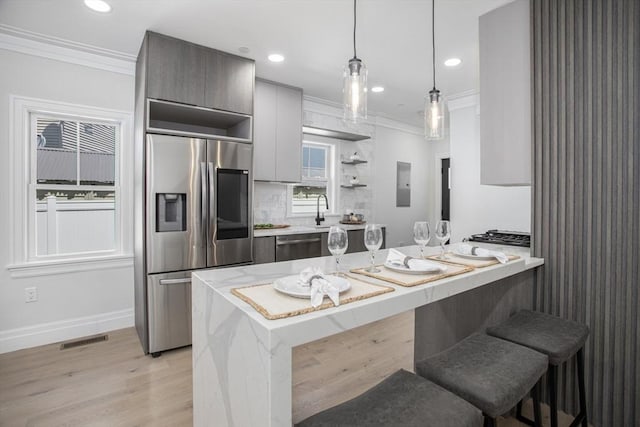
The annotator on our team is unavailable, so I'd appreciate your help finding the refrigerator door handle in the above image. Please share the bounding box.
[200,162,207,244]
[208,161,215,245]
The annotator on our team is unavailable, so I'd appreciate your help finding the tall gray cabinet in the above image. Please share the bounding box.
[254,79,303,182]
[134,31,255,356]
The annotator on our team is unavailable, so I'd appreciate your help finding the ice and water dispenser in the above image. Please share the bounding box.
[156,193,186,232]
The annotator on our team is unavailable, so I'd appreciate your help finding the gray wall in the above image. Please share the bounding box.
[532,0,639,426]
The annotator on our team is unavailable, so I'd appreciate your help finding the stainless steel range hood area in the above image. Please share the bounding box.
[133,31,255,357]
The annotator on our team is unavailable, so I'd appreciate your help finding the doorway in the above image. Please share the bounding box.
[440,158,450,220]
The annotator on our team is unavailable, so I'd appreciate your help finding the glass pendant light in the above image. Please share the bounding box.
[343,0,367,123]
[425,0,446,140]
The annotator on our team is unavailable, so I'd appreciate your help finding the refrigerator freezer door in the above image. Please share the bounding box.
[147,271,192,353]
[147,134,207,273]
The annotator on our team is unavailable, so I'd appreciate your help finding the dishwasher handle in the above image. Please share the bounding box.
[276,238,322,246]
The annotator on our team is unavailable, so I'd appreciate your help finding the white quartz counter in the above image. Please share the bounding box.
[253,223,385,237]
[192,243,542,427]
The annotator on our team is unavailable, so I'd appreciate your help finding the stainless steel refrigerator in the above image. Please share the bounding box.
[137,134,252,356]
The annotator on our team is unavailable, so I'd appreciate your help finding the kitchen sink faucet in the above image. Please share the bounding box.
[315,194,329,226]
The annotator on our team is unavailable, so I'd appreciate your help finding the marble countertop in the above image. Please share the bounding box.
[253,223,385,237]
[192,242,543,427]
[193,242,542,342]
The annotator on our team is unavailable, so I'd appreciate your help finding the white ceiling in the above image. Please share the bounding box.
[0,0,513,127]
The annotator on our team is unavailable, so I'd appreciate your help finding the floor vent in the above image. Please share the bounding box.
[60,334,108,350]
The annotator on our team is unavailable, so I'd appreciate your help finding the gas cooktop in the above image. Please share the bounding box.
[468,230,531,247]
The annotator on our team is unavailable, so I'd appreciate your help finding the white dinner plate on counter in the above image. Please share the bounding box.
[273,275,350,299]
[383,261,447,275]
[451,248,497,261]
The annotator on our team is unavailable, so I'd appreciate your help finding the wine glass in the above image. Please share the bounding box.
[327,226,348,275]
[413,221,431,259]
[435,220,451,259]
[364,224,384,272]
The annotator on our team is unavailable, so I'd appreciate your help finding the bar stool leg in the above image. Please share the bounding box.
[484,417,497,427]
[549,364,558,427]
[577,348,588,427]
[515,399,535,426]
[532,380,543,427]
[569,348,588,427]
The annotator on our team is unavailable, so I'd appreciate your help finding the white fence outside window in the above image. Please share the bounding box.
[36,196,115,255]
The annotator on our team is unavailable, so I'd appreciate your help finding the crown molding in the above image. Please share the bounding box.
[447,89,480,111]
[303,95,350,118]
[302,95,423,136]
[0,24,135,76]
[373,115,423,136]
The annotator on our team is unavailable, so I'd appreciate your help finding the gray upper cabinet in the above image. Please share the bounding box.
[204,51,254,115]
[146,32,205,106]
[254,79,302,182]
[479,0,531,186]
[253,81,277,181]
[144,31,254,116]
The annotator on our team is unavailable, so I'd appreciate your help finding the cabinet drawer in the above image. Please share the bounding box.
[147,271,192,354]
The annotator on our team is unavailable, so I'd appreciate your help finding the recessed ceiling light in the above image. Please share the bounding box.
[84,0,111,13]
[268,54,285,63]
[444,58,462,67]
[371,86,385,93]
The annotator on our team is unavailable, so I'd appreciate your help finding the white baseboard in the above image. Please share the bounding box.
[0,308,134,354]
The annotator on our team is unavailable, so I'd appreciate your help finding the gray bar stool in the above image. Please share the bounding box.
[416,333,548,427]
[296,369,483,427]
[486,310,589,427]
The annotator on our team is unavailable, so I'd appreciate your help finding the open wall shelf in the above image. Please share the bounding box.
[341,159,368,165]
[147,98,252,142]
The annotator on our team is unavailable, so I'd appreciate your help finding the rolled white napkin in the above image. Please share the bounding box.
[299,267,340,308]
[456,244,509,264]
[385,248,445,272]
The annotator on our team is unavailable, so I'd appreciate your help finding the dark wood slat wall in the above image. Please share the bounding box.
[531,0,639,426]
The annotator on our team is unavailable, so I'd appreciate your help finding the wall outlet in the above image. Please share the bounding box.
[25,287,38,303]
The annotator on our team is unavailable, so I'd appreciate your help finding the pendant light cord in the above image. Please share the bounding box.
[432,0,436,89]
[353,0,357,59]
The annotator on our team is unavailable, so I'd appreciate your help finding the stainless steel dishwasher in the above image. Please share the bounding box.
[275,233,322,262]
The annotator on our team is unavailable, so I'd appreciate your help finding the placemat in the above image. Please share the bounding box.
[427,252,520,268]
[349,261,473,287]
[231,276,394,320]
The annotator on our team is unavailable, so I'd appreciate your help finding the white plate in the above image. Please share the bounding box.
[451,248,496,261]
[383,261,447,275]
[273,275,351,299]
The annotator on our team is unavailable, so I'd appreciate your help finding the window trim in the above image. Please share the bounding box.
[287,139,338,218]
[8,95,133,271]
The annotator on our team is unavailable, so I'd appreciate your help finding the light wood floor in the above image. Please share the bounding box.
[0,311,582,426]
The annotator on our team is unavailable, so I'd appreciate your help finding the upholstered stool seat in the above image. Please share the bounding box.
[487,310,589,427]
[296,369,483,427]
[416,333,548,427]
[486,310,589,365]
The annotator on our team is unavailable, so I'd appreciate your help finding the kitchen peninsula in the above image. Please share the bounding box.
[192,244,543,426]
